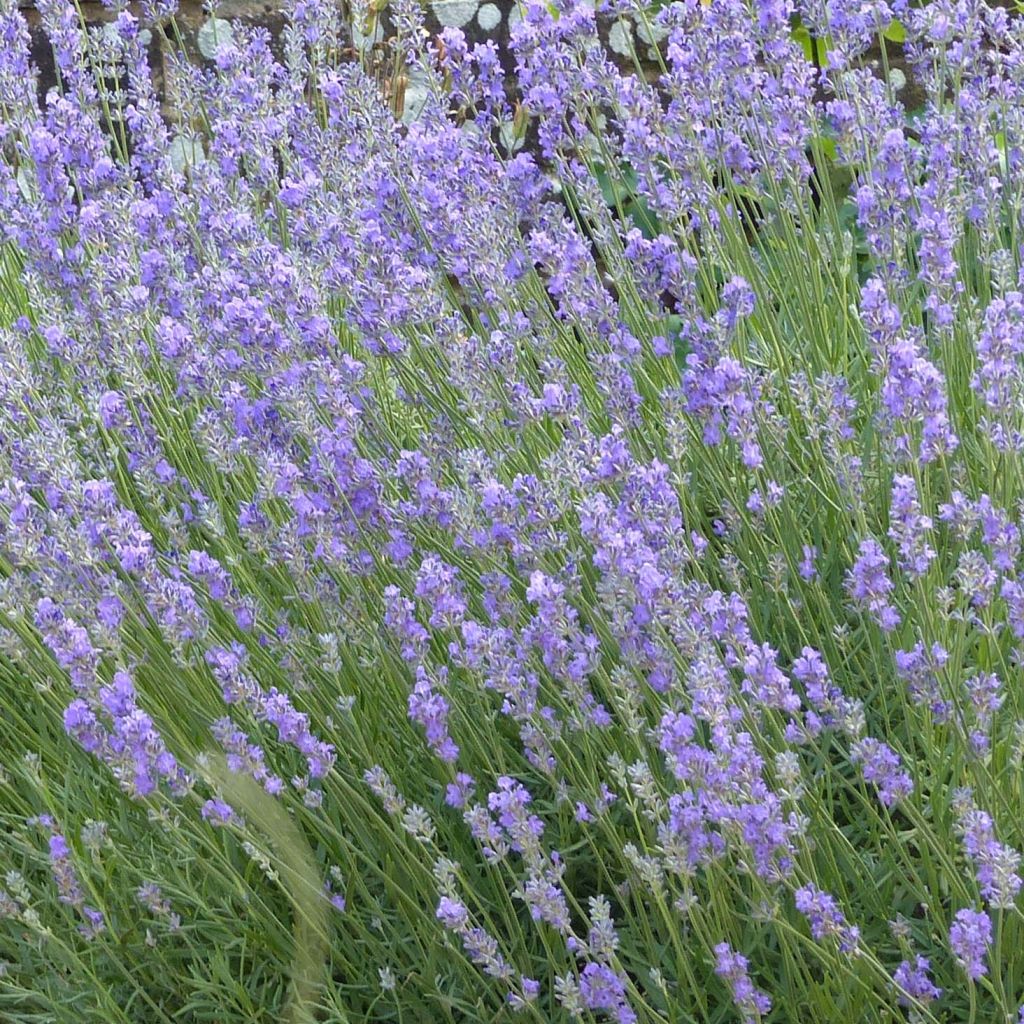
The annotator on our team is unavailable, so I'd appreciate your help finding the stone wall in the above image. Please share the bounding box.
[18,0,528,112]
[20,0,306,112]
[17,0,686,116]
[17,1,1024,137]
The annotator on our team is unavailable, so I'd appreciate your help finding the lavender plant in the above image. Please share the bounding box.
[2,0,1024,1020]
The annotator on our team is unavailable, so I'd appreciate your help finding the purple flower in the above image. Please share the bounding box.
[97,389,128,430]
[408,666,458,762]
[487,777,544,859]
[794,884,860,952]
[187,550,233,601]
[894,641,950,721]
[860,279,958,463]
[949,908,991,980]
[888,475,935,578]
[893,956,941,1006]
[436,895,469,931]
[742,643,800,714]
[714,942,772,1023]
[974,292,1024,450]
[415,556,468,629]
[959,669,1002,755]
[976,495,1019,571]
[849,737,913,807]
[212,718,284,797]
[578,962,636,1024]
[846,538,901,632]
[96,594,125,630]
[508,975,541,1010]
[48,833,84,906]
[63,699,105,754]
[520,858,571,932]
[201,798,237,826]
[445,772,476,808]
[258,687,335,779]
[954,791,1022,909]
[43,827,104,936]
[720,275,756,329]
[461,926,514,981]
[384,585,431,662]
[683,355,765,468]
[798,545,818,581]
[138,882,170,915]
[78,906,106,940]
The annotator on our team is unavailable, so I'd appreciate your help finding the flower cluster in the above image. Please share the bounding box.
[3,0,1024,1020]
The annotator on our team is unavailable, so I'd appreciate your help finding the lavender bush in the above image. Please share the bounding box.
[1,0,1024,1019]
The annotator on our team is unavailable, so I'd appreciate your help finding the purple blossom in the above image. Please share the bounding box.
[714,942,772,1023]
[97,670,183,797]
[976,495,1019,571]
[791,646,836,713]
[683,355,765,468]
[408,666,458,762]
[78,906,106,940]
[849,737,913,807]
[445,772,476,808]
[201,798,237,827]
[44,829,104,938]
[720,275,756,329]
[578,962,636,1024]
[794,884,860,952]
[383,585,430,662]
[98,389,128,430]
[205,644,334,778]
[137,882,170,915]
[436,901,471,937]
[187,550,234,601]
[798,545,818,581]
[949,908,991,980]
[846,538,901,632]
[520,861,572,932]
[888,475,935,578]
[212,717,284,796]
[974,292,1024,450]
[860,279,958,463]
[435,893,514,983]
[137,882,181,932]
[48,833,84,906]
[964,673,1002,754]
[487,777,545,859]
[892,955,941,1007]
[894,641,951,721]
[1002,579,1024,638]
[954,791,1022,909]
[461,926,514,981]
[742,643,800,715]
[512,975,540,1009]
[415,556,468,629]
[259,686,335,779]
